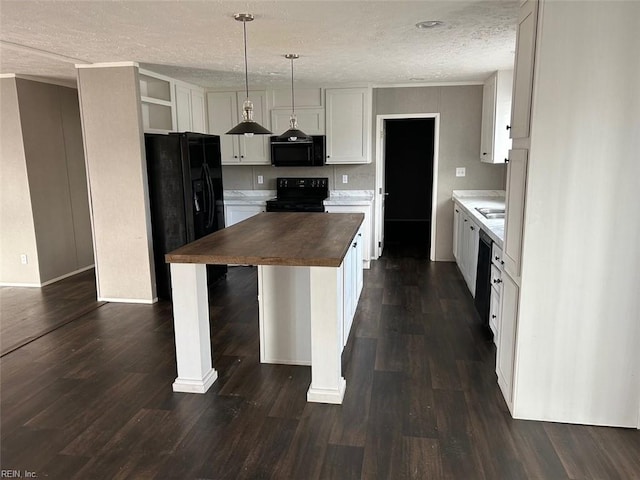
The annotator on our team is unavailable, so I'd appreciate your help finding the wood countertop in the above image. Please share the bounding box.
[165,212,364,267]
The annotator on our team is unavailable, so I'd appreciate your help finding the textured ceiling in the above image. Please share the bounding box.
[0,0,518,88]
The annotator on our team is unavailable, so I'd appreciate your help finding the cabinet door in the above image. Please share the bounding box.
[510,0,538,139]
[325,205,372,264]
[207,92,240,163]
[496,272,519,409]
[343,243,355,346]
[480,73,497,162]
[453,204,461,260]
[271,108,325,135]
[489,286,501,339]
[175,85,192,132]
[237,91,270,165]
[355,230,364,299]
[224,205,265,227]
[325,88,370,164]
[191,90,206,133]
[464,220,480,296]
[503,149,528,278]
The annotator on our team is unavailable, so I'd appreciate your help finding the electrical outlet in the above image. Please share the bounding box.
[342,175,348,184]
[257,175,264,185]
[456,167,466,177]
[20,254,28,265]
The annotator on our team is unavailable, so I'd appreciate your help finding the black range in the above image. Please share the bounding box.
[266,177,328,213]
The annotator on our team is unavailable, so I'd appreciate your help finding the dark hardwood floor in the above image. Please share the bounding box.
[0,269,105,356]
[1,256,639,479]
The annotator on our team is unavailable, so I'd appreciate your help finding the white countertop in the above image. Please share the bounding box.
[223,190,374,207]
[452,190,506,247]
[224,190,275,206]
[324,190,374,206]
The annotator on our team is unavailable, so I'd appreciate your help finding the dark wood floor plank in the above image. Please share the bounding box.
[272,403,339,480]
[1,254,638,480]
[402,436,444,479]
[319,444,364,480]
[545,423,623,480]
[0,268,102,356]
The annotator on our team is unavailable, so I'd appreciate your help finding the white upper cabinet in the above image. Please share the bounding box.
[510,0,539,140]
[480,70,513,163]
[190,90,206,133]
[175,84,192,131]
[139,71,175,133]
[270,108,325,136]
[207,91,270,165]
[325,87,371,164]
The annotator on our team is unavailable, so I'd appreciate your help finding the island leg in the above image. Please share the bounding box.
[169,263,218,393]
[307,265,346,404]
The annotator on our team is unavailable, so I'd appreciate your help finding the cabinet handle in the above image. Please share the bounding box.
[492,314,497,319]
[455,209,459,213]
[241,155,245,158]
[482,152,488,156]
[234,155,238,159]
[495,256,500,260]
[464,219,467,222]
[505,158,510,164]
[352,243,357,248]
[501,260,505,265]
[506,125,511,130]
[493,278,502,284]
[470,226,475,231]
[327,155,331,158]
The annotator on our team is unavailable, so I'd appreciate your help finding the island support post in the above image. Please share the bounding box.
[169,263,218,393]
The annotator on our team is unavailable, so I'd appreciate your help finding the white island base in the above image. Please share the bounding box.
[169,261,351,404]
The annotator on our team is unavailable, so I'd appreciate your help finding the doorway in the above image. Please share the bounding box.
[379,117,436,258]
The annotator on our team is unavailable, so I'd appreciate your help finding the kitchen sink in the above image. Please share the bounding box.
[475,207,505,219]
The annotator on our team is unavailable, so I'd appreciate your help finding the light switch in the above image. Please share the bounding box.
[342,175,348,184]
[20,254,28,264]
[257,175,264,185]
[456,167,466,177]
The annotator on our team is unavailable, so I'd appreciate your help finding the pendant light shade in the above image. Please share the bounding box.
[226,13,272,136]
[277,54,309,142]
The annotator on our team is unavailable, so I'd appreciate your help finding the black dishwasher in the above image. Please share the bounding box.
[474,230,492,329]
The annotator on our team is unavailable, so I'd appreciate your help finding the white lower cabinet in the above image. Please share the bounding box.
[496,271,519,410]
[325,204,372,268]
[489,286,501,338]
[453,203,480,296]
[224,205,265,227]
[342,227,364,346]
[257,226,364,365]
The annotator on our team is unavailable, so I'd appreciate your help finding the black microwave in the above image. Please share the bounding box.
[270,135,326,167]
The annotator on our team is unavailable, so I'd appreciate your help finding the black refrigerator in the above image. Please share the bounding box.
[144,132,226,300]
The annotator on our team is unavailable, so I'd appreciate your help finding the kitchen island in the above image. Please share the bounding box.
[165,212,364,404]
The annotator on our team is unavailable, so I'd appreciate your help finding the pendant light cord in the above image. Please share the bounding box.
[243,19,249,100]
[290,57,295,115]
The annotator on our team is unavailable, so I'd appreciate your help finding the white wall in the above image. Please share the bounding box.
[0,77,93,286]
[373,86,506,261]
[77,64,156,303]
[514,1,640,426]
[0,77,40,285]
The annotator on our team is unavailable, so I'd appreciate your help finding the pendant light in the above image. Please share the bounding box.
[226,13,272,136]
[277,54,309,142]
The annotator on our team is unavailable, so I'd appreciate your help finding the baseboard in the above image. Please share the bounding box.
[172,369,218,394]
[98,296,158,304]
[1,265,96,288]
[0,281,41,287]
[40,264,95,286]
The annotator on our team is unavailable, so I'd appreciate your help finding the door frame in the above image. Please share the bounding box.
[374,113,440,261]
